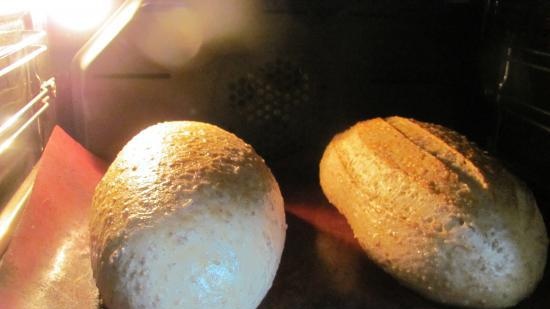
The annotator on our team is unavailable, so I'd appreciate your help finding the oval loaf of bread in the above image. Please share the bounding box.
[90,121,286,309]
[319,116,548,308]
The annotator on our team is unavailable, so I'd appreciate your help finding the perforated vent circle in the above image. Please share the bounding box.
[227,58,313,160]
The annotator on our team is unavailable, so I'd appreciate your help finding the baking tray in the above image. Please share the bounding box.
[0,126,548,309]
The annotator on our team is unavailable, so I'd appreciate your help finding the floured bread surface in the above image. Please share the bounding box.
[90,121,286,309]
[319,116,548,308]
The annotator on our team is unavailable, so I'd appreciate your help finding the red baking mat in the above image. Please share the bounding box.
[0,126,107,309]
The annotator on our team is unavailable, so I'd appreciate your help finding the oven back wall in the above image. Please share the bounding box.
[69,0,486,179]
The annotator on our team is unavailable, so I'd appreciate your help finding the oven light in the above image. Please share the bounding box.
[6,0,112,32]
[45,0,113,31]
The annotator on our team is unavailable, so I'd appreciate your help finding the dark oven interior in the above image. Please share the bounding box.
[47,0,549,205]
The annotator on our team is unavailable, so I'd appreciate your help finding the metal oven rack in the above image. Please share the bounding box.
[0,28,55,256]
[483,0,550,201]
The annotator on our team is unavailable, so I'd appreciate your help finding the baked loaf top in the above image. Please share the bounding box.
[320,116,548,308]
[90,121,286,309]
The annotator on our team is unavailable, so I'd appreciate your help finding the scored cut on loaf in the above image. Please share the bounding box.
[319,116,548,308]
[90,121,286,309]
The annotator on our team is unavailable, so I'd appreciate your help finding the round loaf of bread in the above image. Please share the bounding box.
[319,116,548,308]
[90,121,286,309]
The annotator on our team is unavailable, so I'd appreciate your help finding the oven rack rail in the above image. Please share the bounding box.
[0,30,53,152]
[0,29,55,257]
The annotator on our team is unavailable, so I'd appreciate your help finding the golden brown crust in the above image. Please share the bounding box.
[320,116,548,308]
[91,122,271,270]
[90,121,286,309]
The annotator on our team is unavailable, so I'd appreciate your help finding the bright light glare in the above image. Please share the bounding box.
[46,0,112,31]
[8,0,112,32]
[0,2,25,15]
[80,0,140,69]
